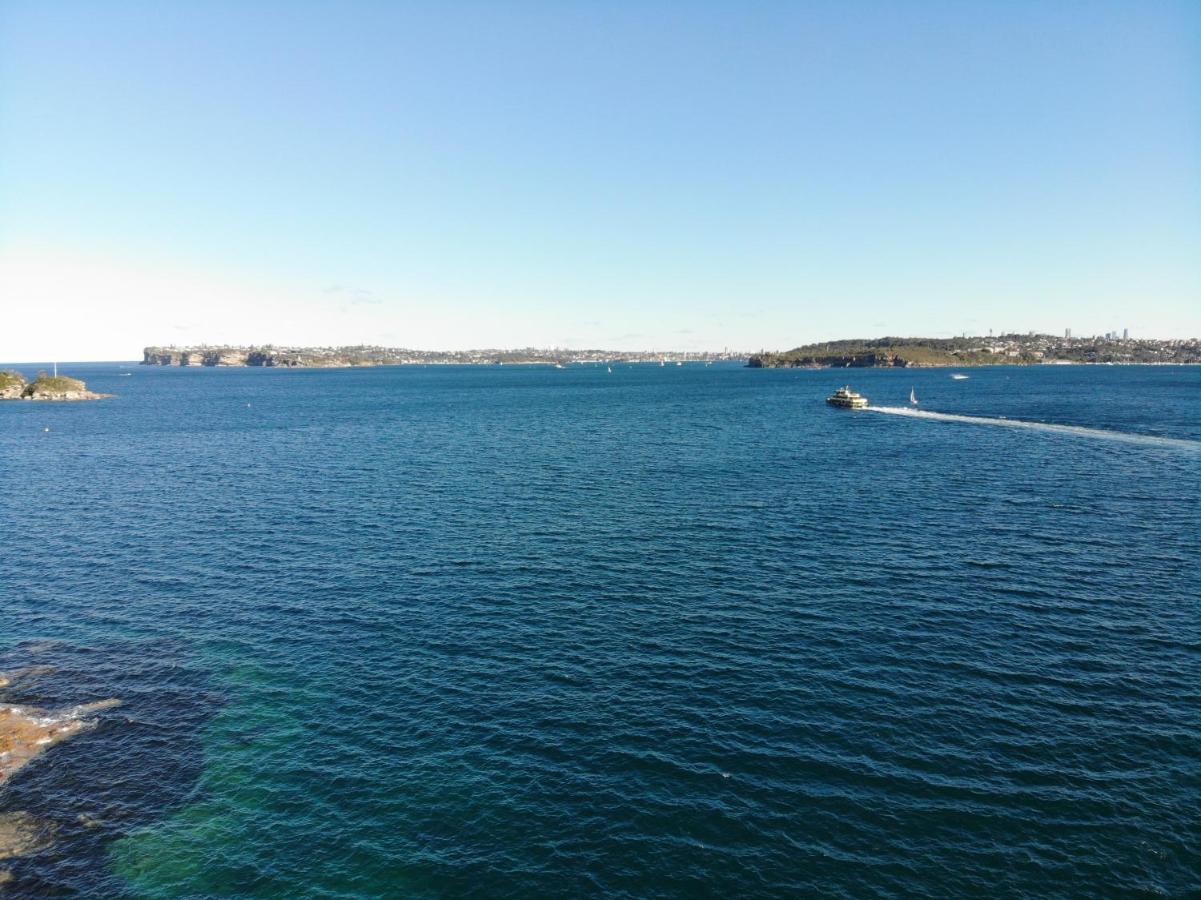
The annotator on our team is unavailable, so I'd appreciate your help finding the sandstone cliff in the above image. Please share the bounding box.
[143,346,382,367]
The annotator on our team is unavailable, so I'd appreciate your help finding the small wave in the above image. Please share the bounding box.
[866,406,1200,451]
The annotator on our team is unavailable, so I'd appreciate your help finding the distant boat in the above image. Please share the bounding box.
[827,386,868,409]
[676,361,683,366]
[659,360,665,367]
[951,373,969,380]
[607,366,612,374]
[909,388,918,405]
[553,362,565,369]
[117,372,132,377]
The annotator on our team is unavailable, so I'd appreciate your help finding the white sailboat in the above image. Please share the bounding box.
[909,387,918,405]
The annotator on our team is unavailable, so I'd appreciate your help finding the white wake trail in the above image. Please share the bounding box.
[866,406,1200,451]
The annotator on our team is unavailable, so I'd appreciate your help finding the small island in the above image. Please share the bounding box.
[0,371,111,401]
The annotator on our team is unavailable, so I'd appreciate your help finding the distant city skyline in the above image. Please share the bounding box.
[2,1,1199,362]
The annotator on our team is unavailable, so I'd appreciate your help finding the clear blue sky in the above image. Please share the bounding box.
[1,0,1198,360]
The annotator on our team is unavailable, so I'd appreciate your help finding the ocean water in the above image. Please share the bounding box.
[1,362,1198,897]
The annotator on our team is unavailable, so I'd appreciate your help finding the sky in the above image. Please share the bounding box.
[1,0,1199,361]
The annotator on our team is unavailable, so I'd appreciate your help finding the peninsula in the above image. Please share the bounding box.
[748,334,1201,368]
[0,371,111,401]
[142,345,745,367]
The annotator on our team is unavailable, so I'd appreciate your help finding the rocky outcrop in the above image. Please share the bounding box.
[0,698,122,785]
[1,667,120,788]
[0,667,119,879]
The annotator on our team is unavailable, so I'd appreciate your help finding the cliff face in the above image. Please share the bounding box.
[143,349,250,366]
[143,347,380,367]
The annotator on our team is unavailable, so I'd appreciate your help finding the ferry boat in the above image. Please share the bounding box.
[826,386,869,409]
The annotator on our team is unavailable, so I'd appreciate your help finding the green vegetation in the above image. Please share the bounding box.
[749,333,1201,367]
[749,337,1018,368]
[0,370,26,391]
[749,334,1201,367]
[25,374,87,395]
[2,369,108,401]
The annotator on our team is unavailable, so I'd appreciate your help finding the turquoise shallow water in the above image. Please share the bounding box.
[1,362,1199,896]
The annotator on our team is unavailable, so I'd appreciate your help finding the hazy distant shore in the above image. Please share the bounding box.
[141,346,747,367]
[138,334,1200,370]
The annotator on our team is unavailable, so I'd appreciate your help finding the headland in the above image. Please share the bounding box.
[748,334,1201,368]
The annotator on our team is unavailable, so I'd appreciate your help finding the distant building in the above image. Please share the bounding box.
[1065,328,1072,339]
[1123,328,1129,340]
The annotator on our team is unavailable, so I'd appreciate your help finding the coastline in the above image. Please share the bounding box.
[140,345,746,368]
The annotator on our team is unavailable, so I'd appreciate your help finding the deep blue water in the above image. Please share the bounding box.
[1,362,1199,896]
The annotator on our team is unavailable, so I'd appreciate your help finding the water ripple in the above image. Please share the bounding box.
[1,362,1199,896]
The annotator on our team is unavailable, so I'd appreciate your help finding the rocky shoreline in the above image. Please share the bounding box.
[0,372,111,401]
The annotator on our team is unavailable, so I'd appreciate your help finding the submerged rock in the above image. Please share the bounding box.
[0,667,55,690]
[0,811,56,860]
[0,699,122,785]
